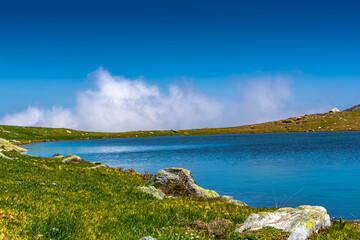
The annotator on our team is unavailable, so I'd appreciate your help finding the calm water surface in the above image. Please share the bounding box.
[25,132,360,219]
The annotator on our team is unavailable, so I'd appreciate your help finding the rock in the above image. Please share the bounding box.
[235,205,331,240]
[0,152,12,160]
[138,186,166,199]
[91,164,109,169]
[153,168,219,198]
[139,237,157,240]
[0,138,27,153]
[329,107,340,113]
[93,161,102,165]
[62,154,91,164]
[53,153,64,158]
[221,195,247,206]
[125,168,141,175]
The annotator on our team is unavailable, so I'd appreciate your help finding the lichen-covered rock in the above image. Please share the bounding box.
[0,138,27,153]
[221,195,247,206]
[0,152,12,160]
[91,164,109,169]
[62,154,91,164]
[153,168,219,198]
[53,153,64,158]
[235,205,331,240]
[138,186,166,199]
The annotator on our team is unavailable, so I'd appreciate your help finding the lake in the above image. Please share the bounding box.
[24,131,360,219]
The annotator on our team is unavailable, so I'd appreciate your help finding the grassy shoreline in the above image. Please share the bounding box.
[1,111,360,239]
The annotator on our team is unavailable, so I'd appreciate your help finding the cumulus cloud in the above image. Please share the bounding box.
[0,68,326,132]
[1,68,222,131]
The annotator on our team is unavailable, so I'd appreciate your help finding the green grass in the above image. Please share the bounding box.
[0,152,267,239]
[1,111,360,145]
[1,151,359,239]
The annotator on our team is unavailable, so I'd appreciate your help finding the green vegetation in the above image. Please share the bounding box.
[308,219,360,240]
[1,111,360,145]
[1,111,360,239]
[1,152,359,239]
[0,151,269,239]
[234,226,290,240]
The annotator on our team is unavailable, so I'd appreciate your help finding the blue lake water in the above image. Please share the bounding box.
[24,132,360,219]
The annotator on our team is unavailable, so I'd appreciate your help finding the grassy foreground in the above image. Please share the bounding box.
[1,111,360,144]
[1,111,360,239]
[1,152,359,240]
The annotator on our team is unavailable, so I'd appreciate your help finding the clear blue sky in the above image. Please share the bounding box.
[0,0,359,129]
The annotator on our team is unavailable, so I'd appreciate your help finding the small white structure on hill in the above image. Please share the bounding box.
[329,107,340,113]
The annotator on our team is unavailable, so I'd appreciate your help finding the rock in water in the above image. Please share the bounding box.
[153,168,219,198]
[138,186,166,199]
[0,138,27,153]
[235,205,331,240]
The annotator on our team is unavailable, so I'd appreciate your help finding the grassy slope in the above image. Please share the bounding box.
[1,152,359,240]
[1,111,360,239]
[1,111,360,144]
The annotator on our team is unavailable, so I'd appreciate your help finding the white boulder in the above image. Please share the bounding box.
[235,205,331,240]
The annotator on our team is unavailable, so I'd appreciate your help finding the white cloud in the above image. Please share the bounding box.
[0,68,328,132]
[1,68,222,131]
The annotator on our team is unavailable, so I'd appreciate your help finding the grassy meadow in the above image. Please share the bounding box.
[1,111,360,239]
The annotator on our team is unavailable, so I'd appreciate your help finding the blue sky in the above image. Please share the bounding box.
[0,0,359,131]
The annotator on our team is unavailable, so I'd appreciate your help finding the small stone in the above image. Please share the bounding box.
[221,195,247,206]
[93,161,102,165]
[62,154,91,164]
[138,186,166,199]
[92,164,109,169]
[139,237,157,240]
[53,153,64,158]
[0,138,27,153]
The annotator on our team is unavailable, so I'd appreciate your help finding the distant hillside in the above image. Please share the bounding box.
[1,111,360,144]
[344,104,360,112]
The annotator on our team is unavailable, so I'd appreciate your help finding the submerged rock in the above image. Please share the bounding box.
[62,154,91,164]
[153,168,219,198]
[221,195,247,206]
[235,205,331,240]
[138,186,166,199]
[0,138,27,153]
